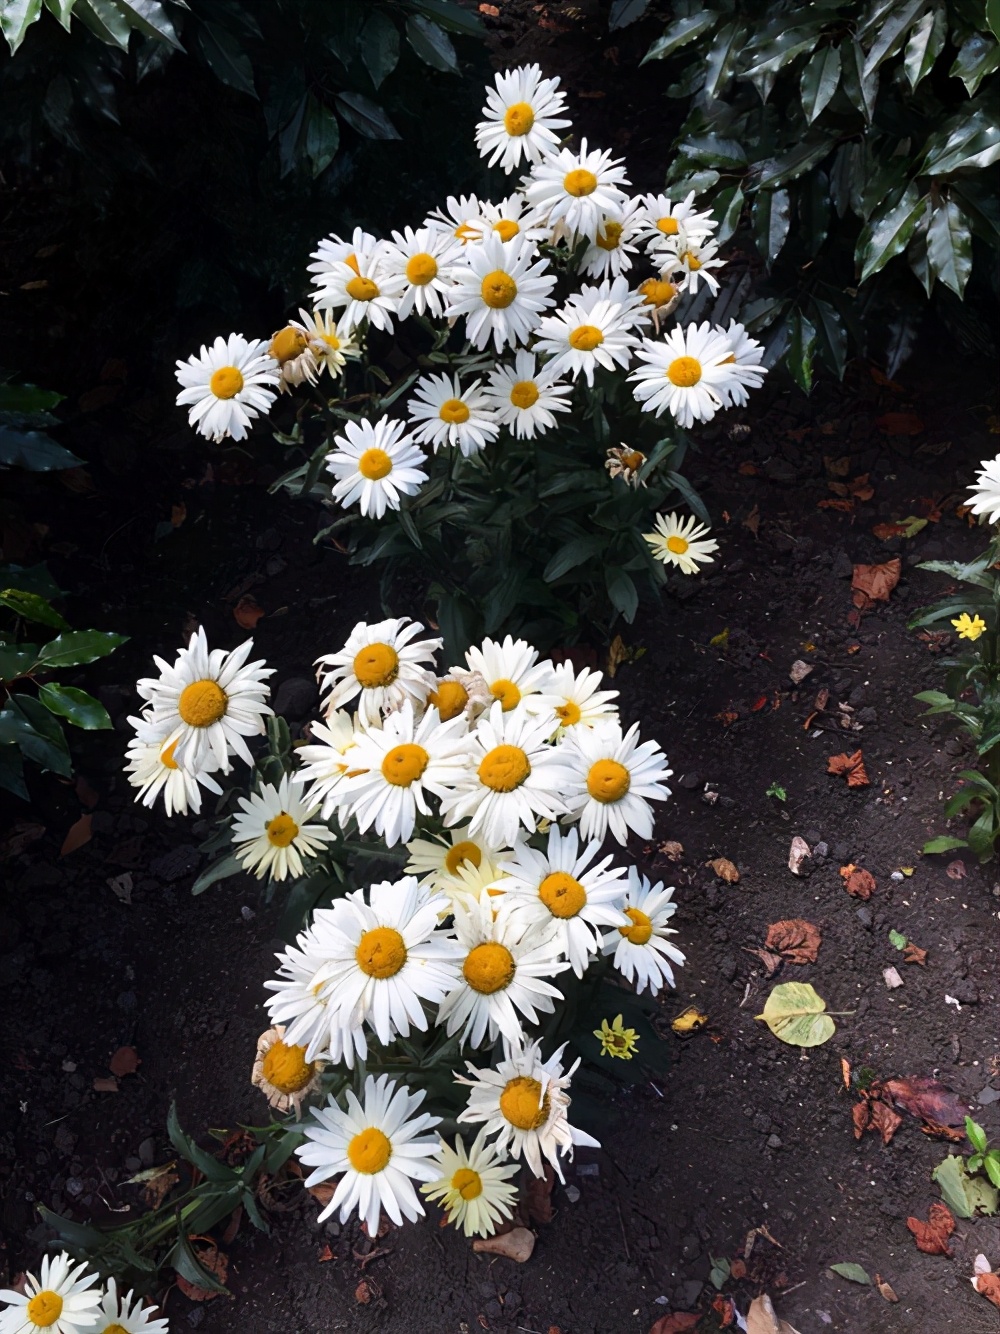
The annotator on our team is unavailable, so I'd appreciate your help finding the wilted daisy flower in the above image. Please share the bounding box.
[405,824,502,892]
[457,1037,598,1180]
[136,626,273,773]
[636,190,716,255]
[0,1252,101,1334]
[465,634,560,717]
[603,867,685,995]
[670,236,725,294]
[325,416,427,519]
[577,196,645,279]
[424,192,484,244]
[547,660,618,734]
[446,232,556,352]
[565,719,671,845]
[534,276,647,386]
[475,63,571,172]
[251,1024,324,1118]
[499,826,627,976]
[437,892,568,1047]
[629,322,739,427]
[594,1014,639,1060]
[461,194,549,247]
[290,308,360,380]
[296,1075,440,1235]
[231,773,335,881]
[968,453,1000,524]
[315,249,404,334]
[482,350,572,439]
[408,372,500,458]
[307,226,379,301]
[605,443,648,487]
[125,717,223,817]
[292,710,360,820]
[716,320,767,407]
[645,512,719,575]
[636,275,684,332]
[93,1279,168,1334]
[379,226,463,319]
[427,668,493,723]
[175,333,279,443]
[264,929,340,1061]
[523,138,629,242]
[421,1129,519,1237]
[316,616,441,725]
[268,322,318,390]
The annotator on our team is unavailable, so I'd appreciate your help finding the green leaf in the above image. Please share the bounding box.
[605,567,638,623]
[544,536,605,583]
[73,0,132,47]
[904,6,947,89]
[829,1263,871,1285]
[751,136,834,192]
[0,426,82,471]
[1,0,41,54]
[191,852,243,896]
[0,383,63,412]
[933,1153,999,1217]
[950,33,1000,96]
[842,37,879,121]
[0,587,67,628]
[0,745,27,800]
[966,1117,989,1155]
[114,0,181,49]
[922,835,969,853]
[167,1232,231,1295]
[405,13,458,72]
[36,629,127,668]
[857,185,926,283]
[361,8,399,89]
[194,21,256,97]
[0,644,40,681]
[755,981,838,1046]
[38,683,111,730]
[41,0,75,31]
[714,184,745,245]
[609,0,649,29]
[1,695,72,777]
[786,310,817,395]
[889,929,908,950]
[752,188,790,267]
[920,105,1000,176]
[800,44,841,123]
[926,197,973,296]
[664,470,711,525]
[304,96,339,178]
[703,21,744,99]
[861,0,925,78]
[989,0,1000,41]
[166,1102,235,1182]
[642,13,714,64]
[810,297,847,379]
[335,91,400,140]
[407,0,482,37]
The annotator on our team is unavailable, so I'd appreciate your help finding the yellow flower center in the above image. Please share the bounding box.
[493,219,520,242]
[481,271,518,308]
[320,330,342,350]
[499,1076,549,1130]
[509,380,539,409]
[159,739,180,770]
[429,680,468,721]
[555,700,581,726]
[490,678,522,710]
[666,535,689,555]
[463,941,516,994]
[209,366,244,399]
[638,278,677,308]
[405,253,438,285]
[381,742,429,787]
[569,324,604,352]
[445,840,482,875]
[346,275,379,302]
[451,1166,483,1199]
[596,220,623,250]
[657,216,680,235]
[455,222,478,243]
[26,1292,63,1327]
[358,447,393,480]
[681,250,702,270]
[269,327,308,364]
[439,397,471,424]
[261,1037,315,1093]
[564,168,598,197]
[667,356,702,387]
[178,679,228,727]
[619,906,653,944]
[503,101,535,135]
[347,1126,392,1174]
[266,812,299,847]
[353,642,399,688]
[538,870,587,919]
[103,1325,130,1334]
[478,744,531,791]
[355,926,408,979]
[586,758,631,803]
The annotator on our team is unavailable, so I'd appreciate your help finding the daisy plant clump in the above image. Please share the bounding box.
[172,63,769,651]
[0,1255,171,1334]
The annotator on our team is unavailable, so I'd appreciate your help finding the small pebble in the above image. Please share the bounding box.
[564,1184,581,1203]
[890,871,904,882]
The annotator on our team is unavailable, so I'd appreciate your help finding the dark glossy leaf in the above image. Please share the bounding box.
[907,212,934,295]
[0,383,63,412]
[949,33,1000,96]
[920,104,1000,176]
[745,25,824,84]
[194,20,256,97]
[857,184,926,282]
[861,0,924,78]
[988,0,1000,40]
[42,0,75,31]
[786,309,817,394]
[609,0,650,30]
[714,183,745,244]
[800,43,840,123]
[407,0,482,37]
[0,744,28,800]
[191,853,243,895]
[0,563,61,599]
[751,135,834,191]
[38,683,111,730]
[167,1233,231,1296]
[1,695,72,777]
[304,95,339,177]
[752,188,791,267]
[904,5,946,89]
[799,167,830,255]
[681,132,746,168]
[361,8,399,89]
[605,566,638,622]
[885,306,923,378]
[543,536,605,582]
[703,20,744,100]
[166,1103,235,1181]
[842,37,878,121]
[335,90,400,140]
[405,13,458,72]
[36,629,127,668]
[642,13,714,64]
[2,0,42,53]
[115,0,182,49]
[73,0,131,48]
[0,427,82,471]
[0,587,67,628]
[0,644,40,681]
[665,469,711,524]
[829,142,859,218]
[926,197,973,296]
[810,297,847,379]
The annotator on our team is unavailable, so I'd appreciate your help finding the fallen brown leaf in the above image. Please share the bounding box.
[707,857,740,883]
[233,595,265,629]
[221,1205,242,1246]
[93,1076,119,1093]
[60,814,92,857]
[746,1293,802,1334]
[318,1244,334,1262]
[744,947,783,976]
[852,1101,870,1140]
[975,1272,1000,1309]
[354,1280,372,1304]
[841,1057,851,1091]
[765,919,821,964]
[869,1101,904,1145]
[881,1076,967,1127]
[945,858,967,880]
[711,1293,737,1326]
[902,942,927,965]
[472,1226,535,1263]
[875,1274,899,1302]
[787,836,812,875]
[175,1240,228,1301]
[906,1202,954,1256]
[818,497,854,512]
[851,558,900,610]
[307,1181,337,1207]
[648,1316,700,1334]
[140,1164,179,1209]
[877,411,923,435]
[171,502,187,528]
[607,634,627,678]
[824,454,852,476]
[919,1120,965,1142]
[657,840,684,861]
[743,504,761,536]
[841,865,876,899]
[109,1046,140,1077]
[828,750,870,786]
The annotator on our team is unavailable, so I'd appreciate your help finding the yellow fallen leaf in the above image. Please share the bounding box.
[671,1006,708,1037]
[706,857,740,883]
[899,867,914,876]
[709,628,730,647]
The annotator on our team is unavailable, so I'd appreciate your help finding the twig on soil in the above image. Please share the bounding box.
[352,1245,393,1270]
[616,1201,631,1261]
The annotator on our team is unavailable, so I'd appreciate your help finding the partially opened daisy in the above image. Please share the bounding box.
[564,719,672,845]
[124,713,222,817]
[645,512,719,574]
[316,616,441,725]
[456,1037,598,1180]
[464,634,560,717]
[716,320,767,407]
[325,416,427,519]
[335,702,469,846]
[405,824,503,893]
[577,196,645,279]
[290,308,360,380]
[547,660,619,734]
[315,249,404,334]
[175,333,279,443]
[534,276,647,386]
[435,850,512,916]
[968,453,1000,524]
[475,63,571,172]
[482,350,572,439]
[636,190,716,255]
[378,226,463,319]
[307,226,378,302]
[603,868,685,995]
[629,322,739,427]
[408,372,499,457]
[296,1075,440,1235]
[292,710,360,820]
[523,138,629,241]
[136,626,273,773]
[93,1279,168,1334]
[446,231,556,352]
[461,194,549,247]
[421,1130,519,1237]
[499,825,627,976]
[231,773,335,881]
[251,1024,324,1118]
[0,1252,100,1334]
[670,236,725,294]
[436,892,568,1047]
[424,192,484,244]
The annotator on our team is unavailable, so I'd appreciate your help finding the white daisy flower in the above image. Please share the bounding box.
[307,227,379,302]
[436,892,568,1048]
[426,669,493,723]
[968,453,1000,524]
[645,512,719,575]
[335,702,470,846]
[314,248,404,335]
[231,773,336,881]
[456,1037,599,1180]
[424,193,484,244]
[523,138,629,242]
[669,236,726,294]
[378,226,463,319]
[577,196,645,279]
[636,190,717,255]
[174,333,279,443]
[325,416,427,519]
[499,825,627,976]
[629,322,740,428]
[460,194,549,248]
[475,63,571,173]
[296,1074,440,1236]
[547,660,619,734]
[602,867,685,995]
[464,634,560,718]
[534,276,647,386]
[446,231,556,352]
[564,719,671,845]
[482,350,572,439]
[716,320,767,407]
[92,1280,168,1334]
[136,626,273,774]
[421,1129,519,1237]
[315,616,441,726]
[290,308,360,380]
[124,716,223,817]
[407,372,499,458]
[292,710,360,820]
[405,823,503,893]
[0,1252,101,1334]
[264,930,341,1062]
[250,1024,324,1119]
[435,850,512,917]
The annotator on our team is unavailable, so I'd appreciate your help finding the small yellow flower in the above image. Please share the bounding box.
[594,1013,639,1060]
[951,612,987,641]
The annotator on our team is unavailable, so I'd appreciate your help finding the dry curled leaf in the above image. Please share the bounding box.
[233,595,265,629]
[906,1202,954,1256]
[657,840,684,861]
[744,947,783,976]
[902,942,927,965]
[765,919,821,964]
[472,1226,535,1263]
[945,858,967,880]
[746,1293,802,1334]
[354,1280,372,1304]
[875,1274,899,1303]
[92,1076,119,1093]
[828,750,870,786]
[851,558,900,611]
[671,1006,708,1037]
[869,1101,904,1145]
[707,857,740,883]
[648,1316,700,1334]
[109,1046,139,1077]
[787,836,812,875]
[974,1270,1000,1310]
[841,866,876,899]
[135,1163,179,1209]
[877,411,923,436]
[60,814,92,857]
[881,1075,967,1127]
